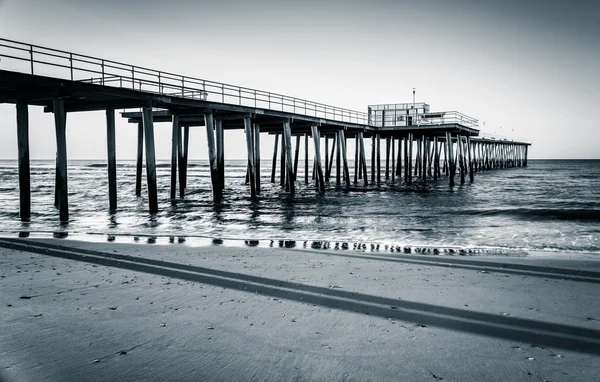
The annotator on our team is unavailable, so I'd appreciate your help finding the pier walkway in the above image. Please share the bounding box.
[0,38,530,222]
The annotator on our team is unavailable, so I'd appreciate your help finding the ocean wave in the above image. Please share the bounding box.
[456,208,600,221]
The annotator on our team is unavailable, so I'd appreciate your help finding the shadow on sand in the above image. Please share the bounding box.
[1,238,599,356]
[298,249,600,284]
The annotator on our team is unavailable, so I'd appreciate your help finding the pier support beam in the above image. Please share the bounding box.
[467,136,474,183]
[283,119,295,193]
[244,117,257,200]
[458,135,465,184]
[106,108,117,212]
[311,126,325,192]
[339,130,351,187]
[54,156,59,209]
[170,115,179,200]
[328,135,336,183]
[16,100,31,221]
[358,132,368,186]
[254,124,260,194]
[293,135,300,182]
[53,98,69,222]
[304,134,309,184]
[336,131,341,186]
[446,132,455,187]
[390,137,395,181]
[280,129,286,188]
[433,136,439,181]
[271,134,279,183]
[142,106,158,213]
[371,135,375,184]
[354,134,359,184]
[178,126,189,198]
[135,122,143,197]
[205,113,222,203]
[407,133,413,185]
[324,137,330,182]
[376,134,381,185]
[216,119,225,191]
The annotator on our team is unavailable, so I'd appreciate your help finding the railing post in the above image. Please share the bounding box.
[101,60,105,85]
[222,85,225,103]
[69,53,73,80]
[131,67,135,89]
[29,45,34,74]
[239,87,242,105]
[182,77,185,97]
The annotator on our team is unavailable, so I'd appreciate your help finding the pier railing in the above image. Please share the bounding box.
[416,111,479,128]
[0,38,370,125]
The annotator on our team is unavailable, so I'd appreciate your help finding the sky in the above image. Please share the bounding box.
[0,0,599,160]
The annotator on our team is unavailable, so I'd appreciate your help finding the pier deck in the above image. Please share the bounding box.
[0,38,530,222]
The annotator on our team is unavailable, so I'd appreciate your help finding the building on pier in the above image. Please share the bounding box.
[368,102,478,129]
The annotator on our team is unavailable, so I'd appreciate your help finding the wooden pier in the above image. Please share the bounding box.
[0,38,530,222]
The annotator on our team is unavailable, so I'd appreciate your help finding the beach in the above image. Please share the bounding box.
[1,238,599,381]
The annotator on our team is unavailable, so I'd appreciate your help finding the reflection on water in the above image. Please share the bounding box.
[0,159,599,254]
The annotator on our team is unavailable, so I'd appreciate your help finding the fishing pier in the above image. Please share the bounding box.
[0,38,530,222]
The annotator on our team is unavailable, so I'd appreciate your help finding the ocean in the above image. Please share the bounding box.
[0,159,598,255]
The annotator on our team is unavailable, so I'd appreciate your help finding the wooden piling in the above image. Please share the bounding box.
[244,117,256,199]
[54,156,59,209]
[324,136,330,181]
[376,134,381,184]
[141,107,158,213]
[339,130,351,187]
[205,113,222,203]
[458,135,465,184]
[176,125,184,198]
[433,136,439,181]
[280,130,286,187]
[422,136,428,182]
[407,133,413,185]
[358,132,368,186]
[385,136,391,180]
[293,135,300,181]
[371,135,375,183]
[328,135,336,182]
[391,137,395,180]
[467,136,474,183]
[170,115,179,200]
[415,137,420,177]
[354,134,359,184]
[403,137,408,183]
[271,134,279,183]
[336,131,341,186]
[106,108,117,211]
[181,126,190,193]
[446,132,455,187]
[53,98,69,221]
[396,137,402,178]
[135,122,143,197]
[283,119,295,194]
[16,100,31,221]
[216,119,225,190]
[311,126,325,192]
[304,134,309,184]
[254,124,260,194]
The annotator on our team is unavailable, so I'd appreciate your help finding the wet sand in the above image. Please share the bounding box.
[1,238,599,381]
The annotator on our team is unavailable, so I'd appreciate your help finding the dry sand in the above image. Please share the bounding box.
[0,237,599,381]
